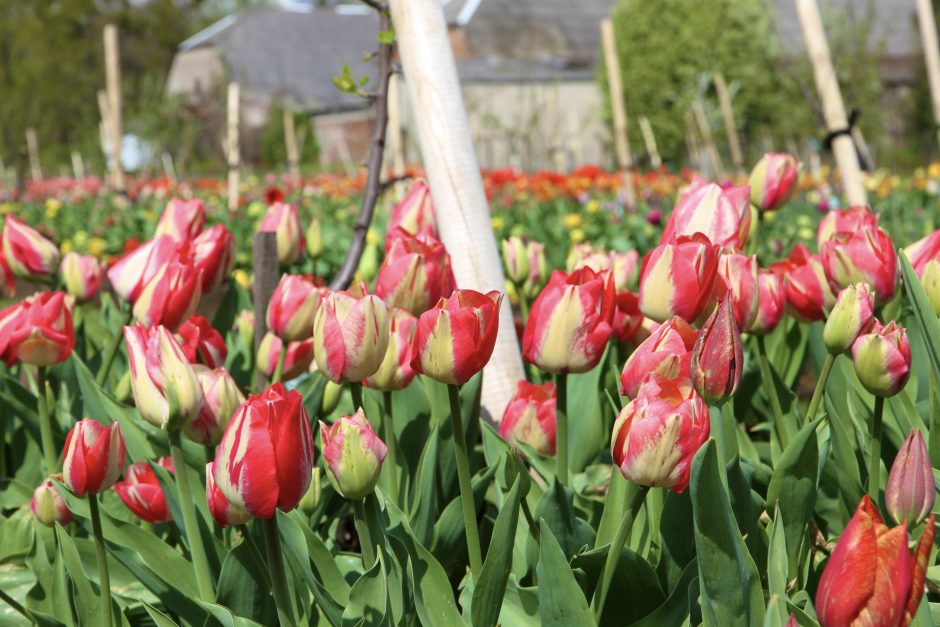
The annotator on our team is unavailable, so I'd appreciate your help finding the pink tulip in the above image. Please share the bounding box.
[154,198,206,241]
[387,180,436,240]
[113,457,175,523]
[313,284,389,383]
[851,320,911,397]
[772,244,834,322]
[206,461,251,527]
[7,291,75,366]
[62,419,126,497]
[817,206,878,248]
[711,249,759,330]
[690,297,743,405]
[498,380,556,456]
[31,477,73,527]
[266,274,322,342]
[886,430,935,527]
[638,233,719,324]
[749,153,800,212]
[620,316,697,399]
[258,202,303,267]
[178,315,228,369]
[746,269,786,336]
[821,224,898,303]
[192,225,236,293]
[320,409,388,500]
[661,177,751,248]
[256,332,315,381]
[2,215,60,280]
[132,248,203,332]
[375,227,456,316]
[365,308,418,391]
[60,252,104,301]
[107,235,179,303]
[188,366,244,446]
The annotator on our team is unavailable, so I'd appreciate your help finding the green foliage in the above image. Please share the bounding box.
[257,101,320,171]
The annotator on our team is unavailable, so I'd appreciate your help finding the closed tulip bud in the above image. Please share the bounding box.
[690,297,743,405]
[313,284,389,383]
[498,380,556,455]
[521,240,549,300]
[192,225,236,294]
[366,308,418,391]
[566,242,611,274]
[299,468,322,514]
[824,284,875,354]
[107,235,178,303]
[502,236,530,284]
[113,457,174,523]
[62,419,126,496]
[213,383,316,518]
[611,374,709,492]
[621,316,697,398]
[817,206,878,248]
[59,252,104,301]
[746,270,786,335]
[412,289,502,385]
[258,202,303,267]
[851,321,911,397]
[257,332,315,381]
[749,153,800,212]
[821,225,898,303]
[206,461,251,527]
[610,250,641,292]
[523,267,615,374]
[233,309,254,347]
[187,366,244,446]
[816,495,935,627]
[306,219,323,258]
[267,274,322,342]
[178,315,227,369]
[31,476,72,527]
[8,291,75,366]
[638,233,719,324]
[387,180,436,240]
[3,215,60,280]
[612,290,645,344]
[124,323,205,432]
[375,227,456,316]
[321,380,344,415]
[923,259,940,317]
[132,250,203,332]
[772,244,835,322]
[902,228,940,277]
[712,249,759,330]
[320,409,387,500]
[358,239,380,281]
[661,177,752,249]
[886,430,935,526]
[154,198,206,241]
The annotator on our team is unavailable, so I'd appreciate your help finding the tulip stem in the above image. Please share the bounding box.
[520,496,540,543]
[868,396,885,500]
[238,525,272,588]
[350,381,364,412]
[0,587,34,624]
[36,368,57,473]
[261,517,297,627]
[95,311,131,388]
[353,499,376,568]
[272,347,286,384]
[382,391,398,503]
[88,493,113,627]
[555,373,569,486]
[591,484,649,621]
[447,383,484,580]
[168,431,215,603]
[755,336,787,447]
[805,353,835,423]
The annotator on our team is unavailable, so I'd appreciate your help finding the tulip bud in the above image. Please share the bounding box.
[502,236,530,285]
[3,214,60,280]
[821,225,898,304]
[321,380,344,415]
[609,250,640,292]
[299,468,322,515]
[749,152,800,212]
[213,383,316,518]
[886,430,935,526]
[8,291,75,366]
[113,457,174,523]
[387,180,436,240]
[132,248,203,332]
[498,380,556,455]
[521,240,549,300]
[192,225,236,294]
[745,270,786,336]
[124,323,205,432]
[772,244,835,322]
[375,227,456,316]
[620,316,697,398]
[60,252,104,301]
[661,177,751,249]
[206,461,251,527]
[306,219,323,258]
[233,309,255,348]
[31,476,72,527]
[177,315,227,369]
[823,283,875,354]
[320,410,388,500]
[256,332,315,381]
[62,419,126,496]
[922,259,940,317]
[258,202,303,267]
[365,308,418,391]
[313,284,389,383]
[187,366,244,446]
[690,297,743,405]
[817,206,878,249]
[711,249,759,330]
[851,320,912,397]
[154,198,206,241]
[638,233,719,324]
[566,242,610,274]
[107,235,178,304]
[267,274,322,342]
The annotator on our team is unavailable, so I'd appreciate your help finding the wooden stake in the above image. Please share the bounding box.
[25,128,41,181]
[252,232,280,390]
[71,151,85,180]
[283,106,301,187]
[389,0,524,422]
[692,100,726,179]
[918,0,940,152]
[103,24,125,192]
[685,111,702,171]
[795,0,866,206]
[637,116,662,169]
[386,73,407,178]
[600,18,637,208]
[161,152,177,183]
[567,110,584,166]
[713,73,744,173]
[226,82,240,210]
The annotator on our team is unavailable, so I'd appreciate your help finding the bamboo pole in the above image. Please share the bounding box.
[692,100,726,179]
[567,110,584,166]
[389,0,524,423]
[685,111,702,171]
[918,0,940,152]
[283,106,301,187]
[161,152,177,183]
[795,0,866,206]
[713,73,744,173]
[226,82,240,210]
[600,18,637,208]
[637,116,662,169]
[71,151,85,180]
[25,128,41,181]
[386,73,407,176]
[103,24,125,192]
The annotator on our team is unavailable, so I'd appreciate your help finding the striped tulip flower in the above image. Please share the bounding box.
[620,316,697,399]
[59,252,104,301]
[7,291,75,366]
[0,302,23,366]
[902,228,940,276]
[823,283,875,355]
[0,238,14,297]
[566,242,612,274]
[124,323,205,432]
[886,430,935,527]
[523,267,614,374]
[2,214,60,280]
[375,227,456,316]
[387,180,436,240]
[611,373,709,493]
[498,380,556,456]
[690,297,743,406]
[267,274,322,342]
[412,289,502,385]
[212,383,316,519]
[502,235,530,285]
[816,496,934,627]
[132,249,203,332]
[366,308,418,391]
[192,225,236,293]
[113,457,174,524]
[612,290,645,344]
[773,244,834,322]
[817,205,878,248]
[821,225,898,303]
[521,239,549,300]
[745,269,786,336]
[638,233,719,324]
[712,249,759,330]
[749,152,800,212]
[320,409,388,500]
[205,461,250,527]
[154,198,206,241]
[258,202,303,267]
[660,176,751,249]
[851,320,911,397]
[178,315,227,369]
[187,366,244,446]
[107,235,179,303]
[313,284,389,383]
[62,419,126,497]
[610,250,641,292]
[256,333,315,381]
[31,477,72,527]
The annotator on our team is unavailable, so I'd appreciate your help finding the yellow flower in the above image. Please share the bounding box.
[73,230,88,247]
[928,162,940,178]
[247,201,265,218]
[586,199,601,214]
[60,239,73,254]
[798,227,814,241]
[88,238,105,257]
[44,198,61,219]
[366,229,380,245]
[233,269,251,290]
[570,228,585,243]
[491,216,505,231]
[0,203,13,215]
[563,213,583,229]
